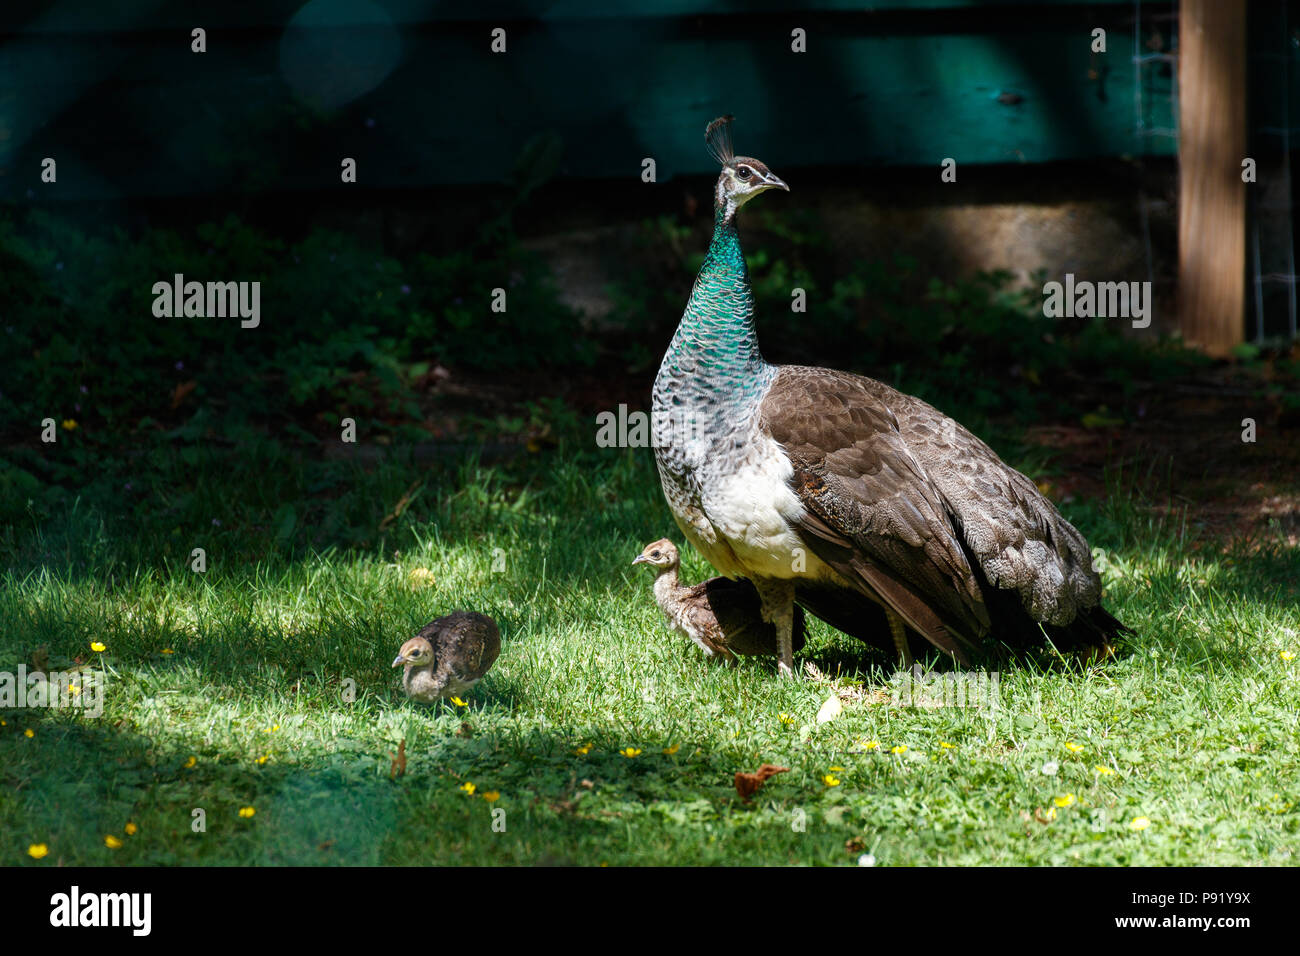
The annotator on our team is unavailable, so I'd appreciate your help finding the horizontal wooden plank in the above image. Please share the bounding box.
[0,1,1143,33]
[0,12,1174,199]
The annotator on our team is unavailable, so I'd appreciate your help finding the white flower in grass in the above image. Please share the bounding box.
[857,853,876,867]
[1040,761,1059,776]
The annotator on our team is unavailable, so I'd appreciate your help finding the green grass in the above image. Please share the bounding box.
[2,442,1298,866]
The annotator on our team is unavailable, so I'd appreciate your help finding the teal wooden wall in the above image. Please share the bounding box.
[0,1,1183,200]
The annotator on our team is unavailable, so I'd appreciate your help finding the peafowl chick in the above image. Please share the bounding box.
[392,611,500,703]
[634,538,806,662]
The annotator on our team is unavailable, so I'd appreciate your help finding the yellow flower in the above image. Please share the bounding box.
[62,419,78,431]
[124,823,138,836]
[860,740,880,751]
[68,684,80,696]
[574,743,592,755]
[1129,816,1151,831]
[255,755,269,765]
[450,697,468,708]
[890,744,908,755]
[823,775,841,787]
[939,742,956,749]
[24,729,34,738]
[662,743,680,755]
[90,641,106,653]
[407,568,437,587]
[482,791,500,802]
[183,756,197,769]
[238,807,256,818]
[1094,765,1116,776]
[1053,793,1077,808]
[829,765,844,771]
[1282,651,1296,661]
[778,713,795,726]
[1042,806,1058,822]
[1065,742,1085,752]
[104,835,123,849]
[27,843,49,859]
[459,782,476,795]
[620,747,642,758]
[161,648,175,655]
[263,725,280,733]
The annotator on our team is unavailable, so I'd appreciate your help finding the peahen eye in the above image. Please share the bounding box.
[737,166,752,180]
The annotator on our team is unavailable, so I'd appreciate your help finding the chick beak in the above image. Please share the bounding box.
[631,554,650,566]
[392,655,407,668]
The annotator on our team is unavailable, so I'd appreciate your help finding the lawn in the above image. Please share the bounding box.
[3,435,1298,866]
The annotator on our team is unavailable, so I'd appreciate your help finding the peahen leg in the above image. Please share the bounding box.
[757,580,797,678]
[886,608,913,670]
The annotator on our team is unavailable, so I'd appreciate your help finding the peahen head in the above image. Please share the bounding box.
[706,115,788,221]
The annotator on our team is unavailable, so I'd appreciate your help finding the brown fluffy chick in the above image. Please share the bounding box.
[633,538,806,662]
[392,611,501,703]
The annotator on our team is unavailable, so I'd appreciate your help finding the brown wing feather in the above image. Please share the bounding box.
[689,577,807,656]
[760,366,990,658]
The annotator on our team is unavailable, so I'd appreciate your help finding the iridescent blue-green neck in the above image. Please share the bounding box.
[658,203,770,402]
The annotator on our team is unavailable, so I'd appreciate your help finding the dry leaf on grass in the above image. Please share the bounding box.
[389,739,407,780]
[734,764,789,802]
[816,694,843,724]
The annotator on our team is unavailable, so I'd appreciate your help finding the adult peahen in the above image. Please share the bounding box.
[650,115,1128,677]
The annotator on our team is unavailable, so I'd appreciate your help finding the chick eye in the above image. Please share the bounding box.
[651,551,661,558]
[737,166,752,180]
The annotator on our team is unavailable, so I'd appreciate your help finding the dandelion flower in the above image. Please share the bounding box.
[662,743,680,756]
[823,775,841,787]
[459,782,476,795]
[124,823,138,836]
[1053,793,1076,808]
[161,648,175,655]
[890,745,908,755]
[1129,816,1151,831]
[238,807,256,819]
[1094,765,1116,776]
[829,765,844,772]
[482,791,500,802]
[184,756,197,769]
[620,747,642,758]
[255,755,269,766]
[104,835,123,849]
[778,713,795,726]
[1065,742,1085,753]
[450,697,468,708]
[574,743,592,756]
[939,742,956,750]
[1282,651,1296,662]
[62,419,78,431]
[27,844,48,859]
[24,729,34,738]
[1041,761,1059,775]
[90,642,106,653]
[857,853,876,867]
[860,740,880,751]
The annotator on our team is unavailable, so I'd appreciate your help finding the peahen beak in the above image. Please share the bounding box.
[763,171,789,192]
[392,654,407,667]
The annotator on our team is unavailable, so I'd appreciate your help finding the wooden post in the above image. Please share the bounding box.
[1178,0,1247,356]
